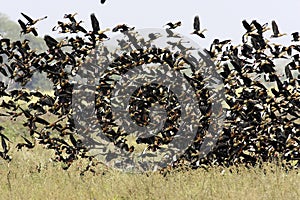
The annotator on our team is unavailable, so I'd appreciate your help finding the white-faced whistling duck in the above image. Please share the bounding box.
[18,19,38,36]
[191,15,207,38]
[271,20,287,38]
[242,20,252,33]
[291,32,299,42]
[164,21,181,29]
[112,24,135,32]
[64,13,78,23]
[21,12,47,26]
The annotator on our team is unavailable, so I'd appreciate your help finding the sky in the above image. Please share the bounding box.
[1,0,300,48]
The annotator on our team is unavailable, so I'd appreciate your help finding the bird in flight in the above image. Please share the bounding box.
[21,12,47,26]
[191,15,207,38]
[291,32,299,42]
[18,19,38,36]
[271,20,286,38]
[100,0,106,4]
[242,20,253,33]
[164,21,182,29]
[112,24,135,32]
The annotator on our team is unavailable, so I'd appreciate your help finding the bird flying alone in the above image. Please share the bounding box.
[271,20,287,38]
[191,15,207,38]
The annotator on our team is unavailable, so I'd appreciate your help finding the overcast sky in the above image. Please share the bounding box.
[1,0,300,48]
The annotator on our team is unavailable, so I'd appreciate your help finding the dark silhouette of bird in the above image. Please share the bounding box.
[250,20,270,35]
[16,136,35,150]
[0,66,9,77]
[69,20,87,33]
[52,21,70,33]
[284,64,293,80]
[18,19,38,36]
[85,13,110,44]
[191,15,207,38]
[251,20,263,34]
[44,35,59,49]
[242,20,252,33]
[21,12,47,26]
[291,32,299,42]
[64,13,78,23]
[90,13,110,36]
[112,24,134,32]
[271,20,286,38]
[100,0,106,4]
[164,21,181,29]
[0,131,10,155]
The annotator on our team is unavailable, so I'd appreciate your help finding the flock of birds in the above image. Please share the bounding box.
[0,10,299,173]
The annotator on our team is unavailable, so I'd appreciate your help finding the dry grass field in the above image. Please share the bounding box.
[0,95,300,200]
[0,144,299,200]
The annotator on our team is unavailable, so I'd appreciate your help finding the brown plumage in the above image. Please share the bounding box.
[90,13,101,34]
[18,19,38,36]
[271,20,286,38]
[21,12,47,26]
[191,16,207,38]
